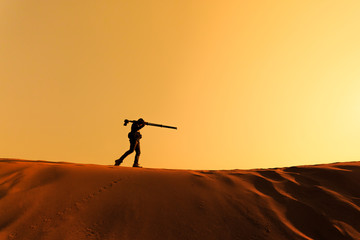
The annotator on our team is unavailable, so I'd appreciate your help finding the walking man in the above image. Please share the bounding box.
[115,118,146,167]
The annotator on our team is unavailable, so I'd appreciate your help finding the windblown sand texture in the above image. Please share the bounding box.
[0,159,359,240]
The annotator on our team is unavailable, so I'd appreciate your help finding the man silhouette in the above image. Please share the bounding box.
[115,118,146,167]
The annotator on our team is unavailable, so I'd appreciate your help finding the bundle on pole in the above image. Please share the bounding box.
[124,119,177,130]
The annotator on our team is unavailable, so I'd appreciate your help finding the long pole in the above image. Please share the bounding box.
[146,122,177,130]
[124,119,177,130]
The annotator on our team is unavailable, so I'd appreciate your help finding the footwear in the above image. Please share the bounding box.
[114,160,122,166]
[132,163,142,168]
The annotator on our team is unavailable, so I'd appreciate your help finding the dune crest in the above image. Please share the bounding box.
[0,159,360,240]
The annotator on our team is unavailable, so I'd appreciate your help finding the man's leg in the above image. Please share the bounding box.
[133,141,141,167]
[115,140,136,166]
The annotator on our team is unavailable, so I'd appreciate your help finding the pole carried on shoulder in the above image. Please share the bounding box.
[124,119,177,130]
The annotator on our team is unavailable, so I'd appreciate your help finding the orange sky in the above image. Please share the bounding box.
[1,1,360,169]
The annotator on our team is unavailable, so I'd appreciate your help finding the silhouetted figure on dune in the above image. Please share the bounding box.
[115,118,177,168]
[115,118,146,168]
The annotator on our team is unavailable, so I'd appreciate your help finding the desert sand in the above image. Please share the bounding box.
[0,159,359,240]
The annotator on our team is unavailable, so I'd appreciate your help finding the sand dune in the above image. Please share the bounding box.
[0,159,360,240]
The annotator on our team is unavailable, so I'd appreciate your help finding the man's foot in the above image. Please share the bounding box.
[114,160,122,166]
[132,163,142,168]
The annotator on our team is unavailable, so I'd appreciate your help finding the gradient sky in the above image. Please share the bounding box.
[1,1,360,169]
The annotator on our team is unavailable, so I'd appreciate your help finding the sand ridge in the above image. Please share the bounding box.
[0,159,359,240]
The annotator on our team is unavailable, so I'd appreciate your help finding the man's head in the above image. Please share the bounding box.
[138,118,145,124]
